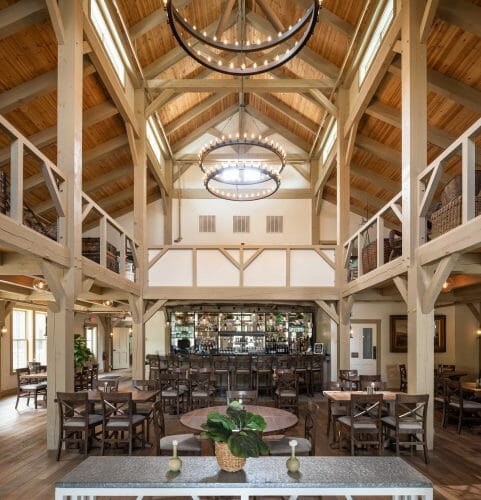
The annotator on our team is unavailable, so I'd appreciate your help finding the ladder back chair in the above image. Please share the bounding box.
[15,368,47,409]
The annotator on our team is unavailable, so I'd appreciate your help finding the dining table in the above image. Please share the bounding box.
[20,372,48,381]
[180,404,298,455]
[462,382,481,396]
[86,389,159,403]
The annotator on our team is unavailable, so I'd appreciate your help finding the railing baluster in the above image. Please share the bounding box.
[10,139,24,223]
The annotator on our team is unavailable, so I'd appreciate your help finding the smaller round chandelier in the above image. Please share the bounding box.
[164,0,321,76]
[199,135,286,201]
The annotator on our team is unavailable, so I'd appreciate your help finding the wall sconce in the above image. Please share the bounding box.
[442,278,454,292]
[476,327,481,338]
[33,278,49,291]
[109,331,113,337]
[0,325,7,337]
[103,300,113,307]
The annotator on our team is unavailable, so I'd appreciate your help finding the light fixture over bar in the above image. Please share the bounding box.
[164,0,321,76]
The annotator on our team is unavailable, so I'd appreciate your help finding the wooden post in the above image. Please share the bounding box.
[401,0,434,448]
[131,88,147,380]
[336,88,351,370]
[310,159,320,244]
[46,0,83,450]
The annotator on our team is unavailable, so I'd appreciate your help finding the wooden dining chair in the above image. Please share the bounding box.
[326,381,350,442]
[100,392,145,455]
[189,369,215,410]
[56,391,103,460]
[158,372,186,415]
[337,393,384,456]
[382,393,429,464]
[268,401,317,456]
[254,355,273,397]
[131,379,158,440]
[443,379,481,433]
[274,371,299,415]
[152,400,201,456]
[359,374,382,390]
[339,369,359,390]
[15,368,47,409]
[227,389,258,405]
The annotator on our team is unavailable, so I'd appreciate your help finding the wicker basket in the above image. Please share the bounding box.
[361,239,391,273]
[214,441,246,472]
[430,193,481,239]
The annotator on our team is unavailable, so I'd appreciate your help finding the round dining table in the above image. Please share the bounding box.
[180,404,298,434]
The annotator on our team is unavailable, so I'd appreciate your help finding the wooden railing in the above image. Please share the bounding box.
[343,192,402,281]
[148,244,337,288]
[82,193,139,282]
[417,115,481,245]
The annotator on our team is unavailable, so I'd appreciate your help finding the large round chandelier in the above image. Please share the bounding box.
[199,135,286,201]
[164,0,321,76]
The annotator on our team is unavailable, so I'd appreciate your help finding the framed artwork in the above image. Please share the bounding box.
[389,315,446,353]
[313,342,324,354]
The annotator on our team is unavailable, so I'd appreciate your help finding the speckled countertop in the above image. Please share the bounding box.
[56,456,432,490]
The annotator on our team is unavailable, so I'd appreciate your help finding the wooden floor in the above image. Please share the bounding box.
[1,375,481,499]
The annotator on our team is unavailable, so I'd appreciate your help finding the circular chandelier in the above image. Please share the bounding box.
[199,135,286,201]
[165,0,321,76]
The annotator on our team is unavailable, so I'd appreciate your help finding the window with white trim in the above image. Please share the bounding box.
[358,0,394,86]
[34,311,47,366]
[322,120,337,164]
[233,215,250,233]
[147,116,163,164]
[266,216,283,233]
[12,309,28,370]
[85,325,98,360]
[90,0,126,86]
[199,215,216,232]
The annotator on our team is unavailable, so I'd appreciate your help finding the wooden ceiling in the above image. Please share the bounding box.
[0,0,479,225]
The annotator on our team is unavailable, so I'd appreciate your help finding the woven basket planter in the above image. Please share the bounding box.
[215,441,246,472]
[361,239,391,274]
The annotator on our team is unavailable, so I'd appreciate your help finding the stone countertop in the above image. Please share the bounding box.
[56,456,432,490]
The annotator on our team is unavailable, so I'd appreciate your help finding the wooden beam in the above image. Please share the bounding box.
[253,93,317,134]
[45,0,65,44]
[0,100,118,165]
[0,0,46,40]
[420,0,439,43]
[41,260,64,312]
[421,254,459,313]
[350,163,399,193]
[355,134,401,167]
[466,303,481,324]
[246,105,310,152]
[146,79,336,92]
[388,60,481,114]
[315,300,340,325]
[172,104,238,153]
[393,276,408,304]
[144,299,167,323]
[438,0,481,38]
[165,92,230,135]
[83,134,129,166]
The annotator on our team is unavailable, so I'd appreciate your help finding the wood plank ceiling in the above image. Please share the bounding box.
[0,0,479,226]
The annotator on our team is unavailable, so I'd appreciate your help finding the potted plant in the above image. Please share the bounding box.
[74,334,92,371]
[201,401,269,472]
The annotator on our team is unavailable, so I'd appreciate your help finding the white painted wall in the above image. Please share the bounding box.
[171,197,312,245]
[145,312,168,355]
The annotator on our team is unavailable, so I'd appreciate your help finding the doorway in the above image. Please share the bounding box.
[349,320,381,375]
[112,327,130,369]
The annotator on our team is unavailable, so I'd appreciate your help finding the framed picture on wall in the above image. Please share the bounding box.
[390,315,446,353]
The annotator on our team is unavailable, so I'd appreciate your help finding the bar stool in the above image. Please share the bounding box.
[255,355,273,397]
[233,355,252,389]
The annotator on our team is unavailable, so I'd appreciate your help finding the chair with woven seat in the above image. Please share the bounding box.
[132,379,158,440]
[274,371,299,415]
[382,393,429,464]
[158,372,186,415]
[268,401,317,456]
[337,393,384,456]
[100,392,145,455]
[443,379,481,433]
[189,369,215,410]
[227,389,258,405]
[152,400,201,455]
[326,381,350,442]
[399,364,407,392]
[15,368,47,409]
[56,391,103,460]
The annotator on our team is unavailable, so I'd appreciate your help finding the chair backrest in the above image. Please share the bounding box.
[339,369,358,379]
[444,378,462,405]
[276,356,293,369]
[350,394,383,427]
[167,354,180,368]
[305,401,318,455]
[276,371,298,393]
[100,392,133,421]
[152,400,165,454]
[441,364,455,373]
[310,354,324,370]
[28,361,42,373]
[294,355,310,369]
[57,391,89,427]
[227,389,258,405]
[394,393,429,430]
[93,378,119,392]
[132,379,156,391]
[189,354,205,370]
[147,354,161,367]
[399,364,408,391]
[359,374,382,390]
[234,355,252,370]
[329,380,350,391]
[189,370,213,392]
[213,355,229,370]
[255,355,273,371]
[16,368,29,387]
[158,372,181,393]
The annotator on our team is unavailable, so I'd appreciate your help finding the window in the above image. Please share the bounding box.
[322,120,337,164]
[147,116,163,164]
[85,326,97,360]
[358,0,394,85]
[34,311,47,365]
[12,309,28,370]
[233,215,250,233]
[266,216,283,233]
[91,0,125,86]
[199,215,216,232]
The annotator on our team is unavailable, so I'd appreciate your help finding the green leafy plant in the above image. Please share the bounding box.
[201,401,269,458]
[74,334,92,369]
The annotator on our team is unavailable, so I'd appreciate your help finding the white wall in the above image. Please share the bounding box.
[318,199,363,243]
[171,197,312,245]
[145,312,168,355]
